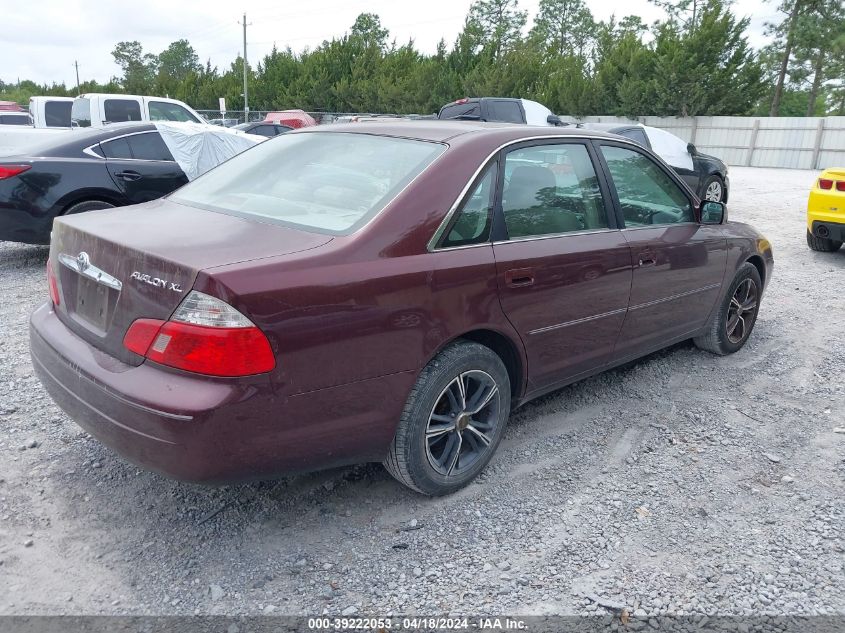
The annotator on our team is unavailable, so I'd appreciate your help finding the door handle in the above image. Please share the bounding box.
[114,170,142,181]
[505,268,535,288]
[638,250,657,267]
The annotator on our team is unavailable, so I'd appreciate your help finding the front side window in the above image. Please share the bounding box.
[441,165,496,248]
[149,101,200,123]
[502,143,608,239]
[171,132,445,235]
[600,145,693,227]
[104,99,142,123]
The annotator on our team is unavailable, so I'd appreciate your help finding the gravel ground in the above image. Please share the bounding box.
[0,166,843,619]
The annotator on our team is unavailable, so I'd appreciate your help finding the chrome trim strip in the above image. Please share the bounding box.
[493,227,617,245]
[621,222,699,232]
[427,133,632,252]
[58,253,123,291]
[629,283,721,311]
[528,307,628,336]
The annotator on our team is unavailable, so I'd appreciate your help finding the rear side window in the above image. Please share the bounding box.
[104,99,142,123]
[149,101,200,123]
[486,100,523,123]
[100,133,174,161]
[502,143,608,239]
[71,98,91,127]
[442,165,496,248]
[126,132,174,161]
[438,102,481,121]
[45,102,72,127]
[617,128,648,147]
[100,137,132,159]
[0,114,30,125]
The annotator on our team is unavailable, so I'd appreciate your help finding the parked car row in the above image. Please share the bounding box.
[24,120,774,495]
[0,122,264,244]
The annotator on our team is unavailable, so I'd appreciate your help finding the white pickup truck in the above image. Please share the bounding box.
[70,93,205,127]
[29,96,74,127]
[0,94,207,157]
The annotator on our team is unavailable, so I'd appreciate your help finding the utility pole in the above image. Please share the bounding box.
[73,61,80,95]
[239,13,251,121]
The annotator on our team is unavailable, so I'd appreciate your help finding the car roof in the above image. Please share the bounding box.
[301,120,628,144]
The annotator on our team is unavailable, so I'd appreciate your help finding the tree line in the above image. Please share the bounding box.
[2,0,844,118]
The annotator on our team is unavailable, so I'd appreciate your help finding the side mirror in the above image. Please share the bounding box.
[687,142,698,155]
[547,114,563,127]
[700,201,725,225]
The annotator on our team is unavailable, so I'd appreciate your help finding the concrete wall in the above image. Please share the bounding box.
[562,115,845,170]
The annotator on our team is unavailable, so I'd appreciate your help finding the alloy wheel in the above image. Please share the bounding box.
[726,278,758,344]
[425,370,500,477]
[705,181,723,201]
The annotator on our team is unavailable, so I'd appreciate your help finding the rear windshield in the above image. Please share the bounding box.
[171,132,445,235]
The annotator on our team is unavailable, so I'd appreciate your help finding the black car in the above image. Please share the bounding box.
[0,123,188,244]
[578,123,729,203]
[232,121,293,138]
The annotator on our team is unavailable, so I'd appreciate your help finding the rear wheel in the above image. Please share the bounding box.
[63,200,115,215]
[694,263,761,355]
[806,229,842,252]
[384,341,511,496]
[702,175,725,202]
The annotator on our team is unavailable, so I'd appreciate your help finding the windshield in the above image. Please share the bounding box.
[171,132,445,235]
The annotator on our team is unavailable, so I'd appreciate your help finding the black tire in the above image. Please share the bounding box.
[63,200,115,215]
[694,262,762,355]
[806,229,842,252]
[384,340,511,496]
[701,175,725,202]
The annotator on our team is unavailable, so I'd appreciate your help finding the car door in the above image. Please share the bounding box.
[100,131,189,204]
[595,141,728,361]
[491,140,633,392]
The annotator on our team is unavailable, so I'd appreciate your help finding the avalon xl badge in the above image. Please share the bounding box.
[130,271,183,293]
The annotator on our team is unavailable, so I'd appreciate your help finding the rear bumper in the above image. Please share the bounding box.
[0,203,54,244]
[30,302,412,483]
[809,220,845,242]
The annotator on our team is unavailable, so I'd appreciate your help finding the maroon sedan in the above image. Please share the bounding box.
[29,122,773,495]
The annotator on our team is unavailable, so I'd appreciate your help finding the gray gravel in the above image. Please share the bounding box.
[0,167,843,617]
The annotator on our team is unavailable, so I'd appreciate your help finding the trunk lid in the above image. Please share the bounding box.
[50,198,332,365]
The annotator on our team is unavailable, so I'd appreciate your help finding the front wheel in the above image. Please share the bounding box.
[806,229,842,252]
[702,175,725,202]
[384,341,511,495]
[694,263,762,355]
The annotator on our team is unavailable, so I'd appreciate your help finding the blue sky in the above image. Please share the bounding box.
[4,0,781,86]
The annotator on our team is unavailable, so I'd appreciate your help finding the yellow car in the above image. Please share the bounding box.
[807,168,845,252]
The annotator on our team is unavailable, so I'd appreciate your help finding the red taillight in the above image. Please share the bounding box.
[123,318,166,356]
[0,164,31,180]
[836,181,845,192]
[47,258,60,306]
[122,291,275,377]
[144,322,275,377]
[819,178,833,190]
